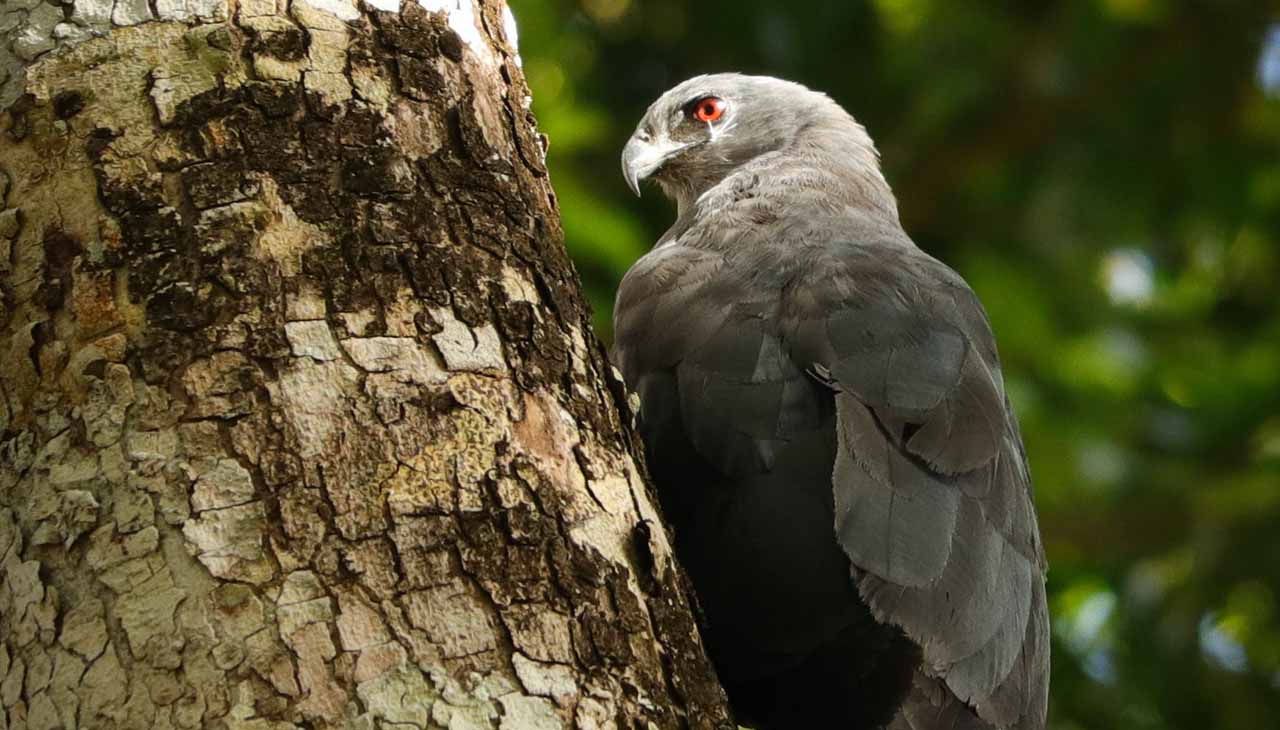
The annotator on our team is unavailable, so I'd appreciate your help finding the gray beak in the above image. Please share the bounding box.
[621,132,685,197]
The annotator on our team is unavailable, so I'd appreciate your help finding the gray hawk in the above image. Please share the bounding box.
[612,74,1050,730]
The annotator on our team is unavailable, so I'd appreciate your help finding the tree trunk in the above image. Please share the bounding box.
[0,2,732,728]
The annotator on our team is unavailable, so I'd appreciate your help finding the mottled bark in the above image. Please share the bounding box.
[0,2,732,728]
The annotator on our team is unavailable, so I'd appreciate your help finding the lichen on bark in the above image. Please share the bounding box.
[0,2,732,728]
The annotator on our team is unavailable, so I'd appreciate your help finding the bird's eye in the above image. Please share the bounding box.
[691,97,726,123]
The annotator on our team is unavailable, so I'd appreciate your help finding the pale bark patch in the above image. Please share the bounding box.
[183,502,276,583]
[270,357,361,457]
[429,307,506,372]
[512,652,577,707]
[285,320,343,361]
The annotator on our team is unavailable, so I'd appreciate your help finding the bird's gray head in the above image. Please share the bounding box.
[621,74,892,216]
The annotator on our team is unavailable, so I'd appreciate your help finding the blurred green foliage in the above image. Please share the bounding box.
[512,0,1280,727]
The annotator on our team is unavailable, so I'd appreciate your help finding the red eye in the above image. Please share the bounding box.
[693,97,726,123]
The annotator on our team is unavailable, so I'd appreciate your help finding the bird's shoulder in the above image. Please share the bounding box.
[618,226,995,343]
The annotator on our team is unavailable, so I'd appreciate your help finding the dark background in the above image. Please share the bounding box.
[513,1,1280,727]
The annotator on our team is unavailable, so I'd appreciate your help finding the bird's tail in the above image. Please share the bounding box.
[887,672,991,730]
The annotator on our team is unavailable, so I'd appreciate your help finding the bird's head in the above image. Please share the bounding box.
[621,74,884,211]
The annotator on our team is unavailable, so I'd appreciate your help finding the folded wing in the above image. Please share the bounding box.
[784,245,1049,730]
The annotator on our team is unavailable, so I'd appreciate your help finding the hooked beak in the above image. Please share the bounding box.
[621,132,686,197]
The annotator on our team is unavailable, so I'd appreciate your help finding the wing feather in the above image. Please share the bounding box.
[834,394,960,587]
[787,246,1049,730]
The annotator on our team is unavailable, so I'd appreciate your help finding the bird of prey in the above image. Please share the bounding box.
[613,74,1049,730]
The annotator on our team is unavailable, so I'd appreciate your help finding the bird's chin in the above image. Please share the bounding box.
[654,176,684,198]
[640,170,686,202]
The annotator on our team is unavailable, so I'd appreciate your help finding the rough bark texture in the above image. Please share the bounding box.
[0,1,733,728]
